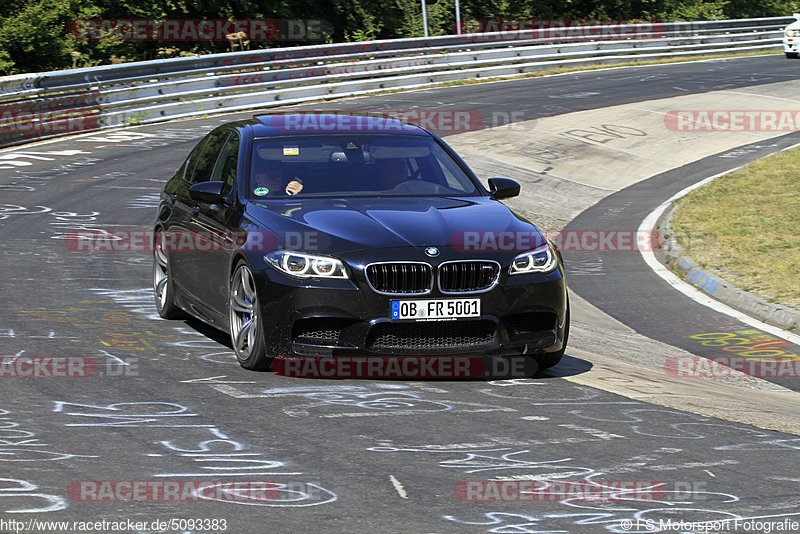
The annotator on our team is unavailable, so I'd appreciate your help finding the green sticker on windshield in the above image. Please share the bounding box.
[254,187,270,196]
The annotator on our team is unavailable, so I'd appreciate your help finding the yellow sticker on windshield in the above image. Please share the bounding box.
[283,146,299,156]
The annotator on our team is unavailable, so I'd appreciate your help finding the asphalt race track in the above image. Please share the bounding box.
[1,55,799,533]
[564,133,800,392]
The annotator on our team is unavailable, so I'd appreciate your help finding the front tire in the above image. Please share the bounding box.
[786,52,798,59]
[229,260,272,371]
[153,230,185,319]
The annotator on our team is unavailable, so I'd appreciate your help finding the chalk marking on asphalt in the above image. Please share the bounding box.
[531,170,618,191]
[638,148,800,347]
[459,148,617,191]
[608,460,738,473]
[181,375,256,384]
[207,384,264,398]
[389,475,408,499]
[561,347,800,436]
[558,424,626,440]
[319,407,514,418]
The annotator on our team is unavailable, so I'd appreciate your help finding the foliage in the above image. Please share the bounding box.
[0,0,797,74]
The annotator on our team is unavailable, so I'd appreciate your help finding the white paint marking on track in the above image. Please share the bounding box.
[319,406,514,418]
[153,471,303,477]
[208,384,264,398]
[544,171,618,191]
[181,375,256,384]
[716,90,800,103]
[638,146,800,347]
[389,475,408,499]
[558,424,626,440]
[320,411,429,418]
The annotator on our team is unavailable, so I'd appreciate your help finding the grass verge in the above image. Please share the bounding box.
[671,145,800,309]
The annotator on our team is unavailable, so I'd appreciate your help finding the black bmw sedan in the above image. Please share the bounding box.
[153,112,568,372]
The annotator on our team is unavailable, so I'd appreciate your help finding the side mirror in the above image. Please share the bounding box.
[189,181,226,204]
[487,178,520,199]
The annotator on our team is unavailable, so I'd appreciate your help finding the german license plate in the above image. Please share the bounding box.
[390,298,480,321]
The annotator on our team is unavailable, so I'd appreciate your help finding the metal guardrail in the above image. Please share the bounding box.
[0,16,792,148]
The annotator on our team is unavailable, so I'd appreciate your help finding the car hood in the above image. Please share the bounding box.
[244,196,546,253]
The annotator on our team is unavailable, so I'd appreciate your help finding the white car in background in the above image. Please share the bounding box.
[785,14,800,58]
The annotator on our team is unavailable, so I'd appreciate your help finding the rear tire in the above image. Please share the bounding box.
[535,301,570,370]
[153,230,185,319]
[229,260,272,371]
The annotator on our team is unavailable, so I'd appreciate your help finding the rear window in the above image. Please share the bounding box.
[247,135,480,198]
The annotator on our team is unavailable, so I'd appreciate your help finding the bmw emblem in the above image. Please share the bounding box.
[425,247,439,257]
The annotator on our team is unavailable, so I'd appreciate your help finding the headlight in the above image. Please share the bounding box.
[509,243,558,275]
[787,29,799,37]
[265,250,348,279]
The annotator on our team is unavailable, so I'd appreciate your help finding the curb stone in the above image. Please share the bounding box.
[655,201,800,332]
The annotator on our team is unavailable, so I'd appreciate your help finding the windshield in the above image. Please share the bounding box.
[247,135,481,198]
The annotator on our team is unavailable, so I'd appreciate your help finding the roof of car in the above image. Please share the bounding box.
[251,112,430,137]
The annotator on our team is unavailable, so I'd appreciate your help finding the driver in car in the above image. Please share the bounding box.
[377,158,409,190]
[253,165,303,196]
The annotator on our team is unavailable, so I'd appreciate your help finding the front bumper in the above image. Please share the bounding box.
[253,256,568,358]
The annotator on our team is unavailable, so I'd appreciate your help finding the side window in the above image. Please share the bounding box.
[182,134,210,182]
[211,133,240,195]
[188,131,229,184]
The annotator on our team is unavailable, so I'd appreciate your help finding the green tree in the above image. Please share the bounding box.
[1,0,797,74]
[0,0,81,74]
